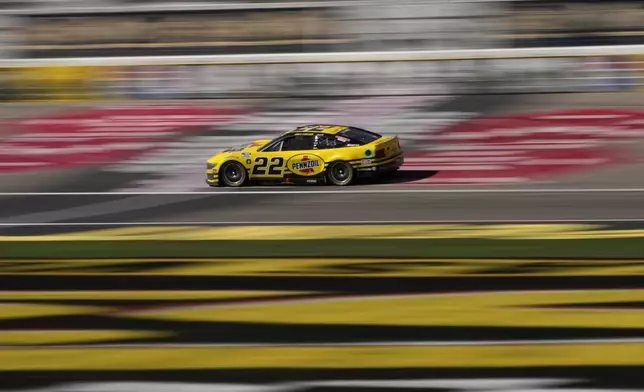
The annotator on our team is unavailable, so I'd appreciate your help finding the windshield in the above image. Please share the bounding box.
[338,127,382,145]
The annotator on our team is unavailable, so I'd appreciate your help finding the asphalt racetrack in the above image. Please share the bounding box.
[1,187,644,225]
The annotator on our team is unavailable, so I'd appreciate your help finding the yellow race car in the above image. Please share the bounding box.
[206,124,404,187]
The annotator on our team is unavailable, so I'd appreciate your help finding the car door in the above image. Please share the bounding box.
[249,134,314,179]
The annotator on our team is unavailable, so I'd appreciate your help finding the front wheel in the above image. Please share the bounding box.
[326,161,354,186]
[220,161,247,187]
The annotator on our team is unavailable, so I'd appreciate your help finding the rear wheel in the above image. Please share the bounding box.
[220,161,247,187]
[327,161,354,186]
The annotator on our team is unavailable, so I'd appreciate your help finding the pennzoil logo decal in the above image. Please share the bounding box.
[288,154,325,176]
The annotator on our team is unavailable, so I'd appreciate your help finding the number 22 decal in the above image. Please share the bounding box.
[252,156,284,176]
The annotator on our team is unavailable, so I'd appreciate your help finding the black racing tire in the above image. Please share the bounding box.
[326,161,354,186]
[220,161,248,187]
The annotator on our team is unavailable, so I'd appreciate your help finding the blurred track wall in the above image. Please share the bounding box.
[0,65,108,101]
[0,55,637,101]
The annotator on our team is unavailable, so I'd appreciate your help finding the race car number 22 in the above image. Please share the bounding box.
[252,156,284,176]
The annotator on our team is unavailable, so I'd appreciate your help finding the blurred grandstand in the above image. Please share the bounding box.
[0,0,643,59]
[0,0,502,58]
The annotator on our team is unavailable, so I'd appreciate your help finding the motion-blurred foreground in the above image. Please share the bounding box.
[0,1,644,392]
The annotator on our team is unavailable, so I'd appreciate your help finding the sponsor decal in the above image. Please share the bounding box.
[242,153,251,159]
[293,160,320,171]
[364,148,374,158]
[288,153,325,176]
[0,221,641,384]
[361,159,373,165]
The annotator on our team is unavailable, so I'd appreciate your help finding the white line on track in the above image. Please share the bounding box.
[2,188,644,196]
[1,218,644,226]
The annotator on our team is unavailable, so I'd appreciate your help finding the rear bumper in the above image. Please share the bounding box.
[356,154,404,177]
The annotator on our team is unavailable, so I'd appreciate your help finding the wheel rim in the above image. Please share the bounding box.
[331,163,351,184]
[224,164,244,186]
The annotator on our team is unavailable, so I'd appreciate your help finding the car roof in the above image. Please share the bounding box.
[285,124,350,136]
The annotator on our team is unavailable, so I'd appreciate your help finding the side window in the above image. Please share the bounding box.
[338,128,381,145]
[262,140,282,152]
[281,135,314,151]
[314,134,351,149]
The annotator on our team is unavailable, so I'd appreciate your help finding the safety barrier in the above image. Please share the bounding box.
[0,46,642,101]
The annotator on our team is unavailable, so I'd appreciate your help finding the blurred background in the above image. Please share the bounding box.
[1,2,644,392]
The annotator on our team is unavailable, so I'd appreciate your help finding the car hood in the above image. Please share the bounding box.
[208,139,272,163]
[221,139,272,153]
